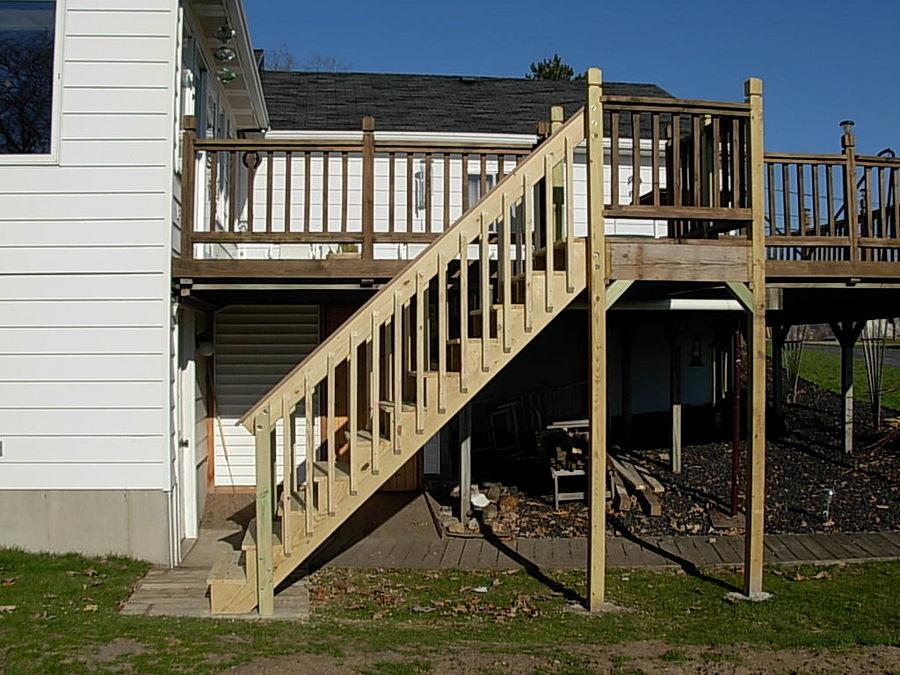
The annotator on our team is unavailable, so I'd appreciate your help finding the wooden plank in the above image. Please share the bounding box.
[281,394,293,556]
[565,136,575,293]
[651,113,660,205]
[603,205,751,221]
[632,112,641,206]
[370,311,380,473]
[443,153,451,229]
[253,408,274,616]
[437,255,447,412]
[610,112,619,206]
[228,150,237,233]
[415,274,425,433]
[348,332,358,492]
[173,257,408,280]
[461,154,469,213]
[585,68,608,611]
[321,152,329,232]
[811,164,820,236]
[543,154,554,312]
[304,377,314,534]
[692,115,701,206]
[523,172,534,332]
[606,239,751,282]
[500,192,511,353]
[326,353,336,515]
[711,116,721,208]
[479,213,490,372]
[406,154,414,232]
[392,294,402,453]
[341,151,349,232]
[672,114,682,207]
[180,118,196,258]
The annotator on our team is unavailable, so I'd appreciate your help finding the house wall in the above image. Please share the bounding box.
[0,0,180,564]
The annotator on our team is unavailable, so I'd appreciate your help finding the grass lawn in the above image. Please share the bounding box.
[794,346,900,411]
[0,549,897,673]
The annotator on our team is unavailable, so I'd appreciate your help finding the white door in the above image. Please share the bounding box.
[176,308,199,545]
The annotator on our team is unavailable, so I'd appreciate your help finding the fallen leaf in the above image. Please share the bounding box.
[0,605,15,612]
[83,604,98,612]
[83,567,98,578]
[1,578,16,587]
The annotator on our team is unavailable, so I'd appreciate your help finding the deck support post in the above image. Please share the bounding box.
[829,320,865,454]
[254,408,275,616]
[361,116,376,260]
[666,324,683,475]
[458,404,472,523]
[585,67,609,611]
[621,325,634,450]
[743,77,767,599]
[771,324,790,434]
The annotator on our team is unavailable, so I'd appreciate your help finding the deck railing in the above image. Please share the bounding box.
[764,126,900,264]
[178,116,531,261]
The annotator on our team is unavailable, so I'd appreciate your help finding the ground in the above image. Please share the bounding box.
[0,548,898,673]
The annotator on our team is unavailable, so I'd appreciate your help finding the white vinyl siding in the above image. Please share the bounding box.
[213,305,319,487]
[0,0,178,491]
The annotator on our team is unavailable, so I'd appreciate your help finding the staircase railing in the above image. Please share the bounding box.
[237,109,588,614]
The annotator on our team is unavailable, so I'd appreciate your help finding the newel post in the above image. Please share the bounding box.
[361,116,376,259]
[254,407,275,616]
[743,77,768,599]
[180,115,197,260]
[585,67,609,612]
[841,121,860,263]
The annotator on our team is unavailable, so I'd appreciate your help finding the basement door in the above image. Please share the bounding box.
[213,305,319,487]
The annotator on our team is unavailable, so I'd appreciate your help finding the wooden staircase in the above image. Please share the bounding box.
[207,109,590,614]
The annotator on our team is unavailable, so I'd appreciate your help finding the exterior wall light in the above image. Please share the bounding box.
[214,46,237,63]
[217,68,236,84]
[215,25,235,43]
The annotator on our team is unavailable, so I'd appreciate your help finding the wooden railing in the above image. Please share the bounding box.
[764,128,900,263]
[178,116,532,261]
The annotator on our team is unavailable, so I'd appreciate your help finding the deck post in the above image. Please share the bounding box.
[840,122,859,263]
[743,77,768,599]
[621,325,634,450]
[458,404,471,524]
[254,407,275,616]
[666,324,683,474]
[361,116,376,260]
[180,116,197,261]
[829,320,865,453]
[585,67,609,611]
[771,324,790,433]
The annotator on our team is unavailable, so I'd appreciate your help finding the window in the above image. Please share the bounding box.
[0,1,57,155]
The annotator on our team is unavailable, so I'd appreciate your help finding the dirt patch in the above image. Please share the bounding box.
[222,642,900,674]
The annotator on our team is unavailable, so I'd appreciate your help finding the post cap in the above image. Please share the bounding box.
[362,116,375,131]
[586,67,602,86]
[744,77,763,97]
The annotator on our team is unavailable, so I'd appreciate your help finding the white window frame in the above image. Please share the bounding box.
[0,0,66,166]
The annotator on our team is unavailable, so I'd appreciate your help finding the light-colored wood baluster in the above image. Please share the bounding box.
[651,114,660,206]
[208,151,218,231]
[370,311,380,473]
[826,164,835,236]
[692,115,701,207]
[348,332,358,493]
[281,394,292,556]
[437,254,447,411]
[284,152,292,232]
[388,153,396,233]
[425,153,433,233]
[443,153,451,230]
[543,154,554,312]
[767,163,776,235]
[406,154,414,232]
[632,112,641,206]
[500,192,511,353]
[797,163,806,237]
[322,152,330,232]
[265,151,274,233]
[480,154,487,197]
[246,152,256,230]
[672,114,682,208]
[458,231,469,393]
[326,353,336,516]
[303,152,311,232]
[304,376,314,534]
[228,151,237,232]
[523,172,533,332]
[392,292,402,453]
[812,164,821,237]
[480,213,490,372]
[610,112,620,206]
[782,163,791,235]
[415,273,425,433]
[341,151,349,232]
[564,136,575,293]
[462,154,470,213]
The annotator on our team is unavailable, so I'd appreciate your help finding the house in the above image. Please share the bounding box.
[1,0,897,617]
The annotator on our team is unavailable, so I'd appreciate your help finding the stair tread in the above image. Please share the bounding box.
[207,551,246,586]
[242,517,284,552]
[378,400,416,412]
[312,460,351,482]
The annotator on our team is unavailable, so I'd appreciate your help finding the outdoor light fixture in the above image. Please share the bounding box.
[196,334,215,357]
[216,67,236,84]
[823,487,835,524]
[688,336,703,367]
[839,119,855,135]
[215,24,235,43]
[214,46,236,63]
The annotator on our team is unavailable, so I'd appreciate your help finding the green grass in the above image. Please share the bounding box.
[0,549,898,673]
[793,346,900,411]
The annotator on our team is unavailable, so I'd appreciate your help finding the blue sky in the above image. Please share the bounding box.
[246,0,899,155]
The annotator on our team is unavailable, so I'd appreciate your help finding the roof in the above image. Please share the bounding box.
[260,71,672,134]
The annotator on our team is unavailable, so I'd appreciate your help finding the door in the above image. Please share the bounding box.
[176,307,199,546]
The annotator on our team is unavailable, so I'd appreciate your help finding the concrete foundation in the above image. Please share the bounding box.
[0,490,171,565]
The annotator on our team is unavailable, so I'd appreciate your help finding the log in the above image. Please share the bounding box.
[608,455,646,491]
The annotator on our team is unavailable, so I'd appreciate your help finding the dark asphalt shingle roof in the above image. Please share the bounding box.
[261,71,672,134]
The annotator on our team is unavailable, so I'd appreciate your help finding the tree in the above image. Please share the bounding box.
[265,44,298,71]
[526,54,582,81]
[263,45,350,73]
[0,30,54,154]
[300,53,350,73]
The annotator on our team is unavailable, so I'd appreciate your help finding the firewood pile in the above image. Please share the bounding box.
[607,452,665,517]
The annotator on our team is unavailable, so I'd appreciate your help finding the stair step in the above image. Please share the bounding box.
[242,518,284,553]
[276,491,304,518]
[207,551,246,586]
[312,459,351,483]
[378,400,415,413]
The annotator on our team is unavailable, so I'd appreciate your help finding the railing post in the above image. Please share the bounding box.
[180,115,197,260]
[254,407,275,616]
[585,67,608,612]
[841,121,859,263]
[743,77,768,600]
[362,116,376,260]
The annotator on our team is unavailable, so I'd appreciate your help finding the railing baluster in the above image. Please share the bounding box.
[388,153,396,233]
[208,151,218,232]
[523,172,533,333]
[672,114,682,208]
[303,152,311,232]
[811,164,820,237]
[341,151,349,232]
[692,115,701,207]
[284,152,292,232]
[731,118,742,207]
[610,112,620,206]
[228,150,237,232]
[438,254,447,411]
[348,333,358,493]
[370,311,380,472]
[500,193,511,354]
[392,292,402,452]
[498,153,506,179]
[425,153,433,233]
[458,232,468,392]
[265,151,274,233]
[651,114,660,206]
[766,163,776,235]
[632,112,641,206]
[543,154,554,312]
[480,154,487,197]
[782,163,791,235]
[326,353,336,515]
[322,152,330,232]
[461,154,470,213]
[406,154,414,233]
[415,274,425,432]
[304,375,314,535]
[246,152,256,231]
[879,167,887,241]
[893,168,900,240]
[711,116,721,208]
[281,394,292,556]
[826,164,835,235]
[480,213,490,372]
[797,163,805,237]
[443,154,451,230]
[564,136,575,293]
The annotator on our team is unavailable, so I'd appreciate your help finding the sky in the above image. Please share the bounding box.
[245,0,899,155]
